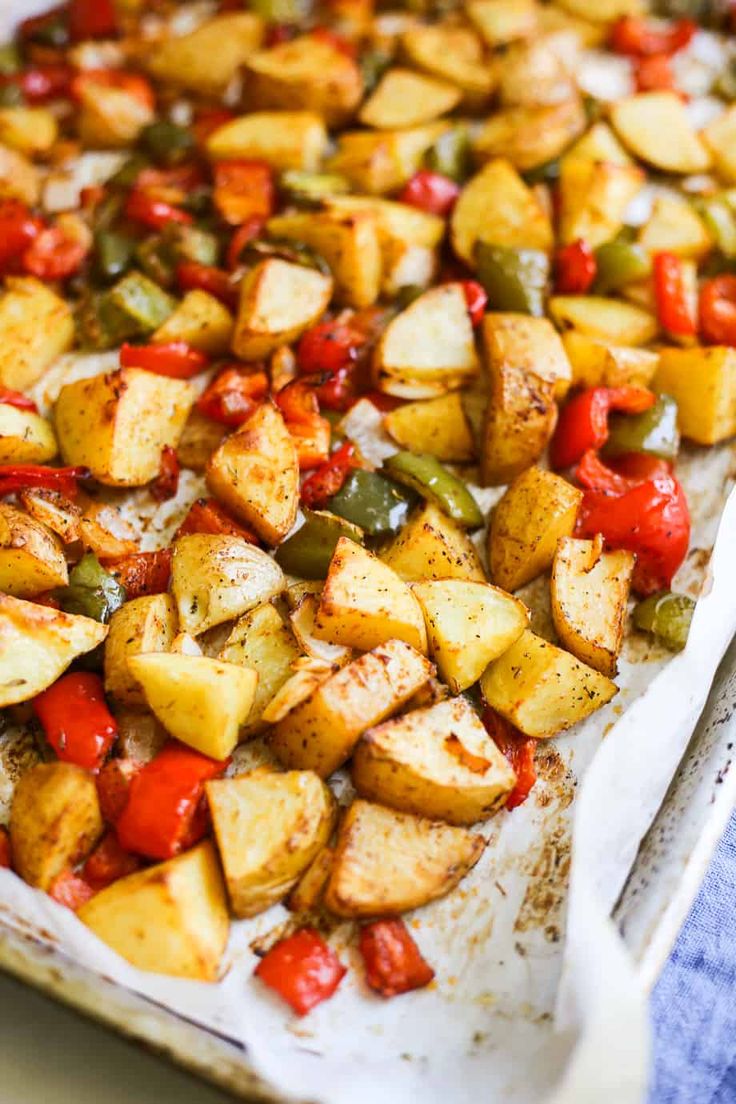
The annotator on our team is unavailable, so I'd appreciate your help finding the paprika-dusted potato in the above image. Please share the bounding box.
[480,629,618,738]
[352,696,517,824]
[473,99,586,173]
[0,278,74,392]
[359,68,461,130]
[55,368,194,487]
[383,392,476,463]
[562,332,659,389]
[489,467,583,592]
[219,602,302,735]
[451,159,553,267]
[0,595,107,707]
[401,25,494,109]
[557,158,644,249]
[75,79,155,149]
[286,846,335,913]
[637,195,713,260]
[146,12,264,95]
[467,0,539,46]
[380,500,486,583]
[78,842,229,982]
[231,258,333,361]
[206,767,336,917]
[207,111,328,171]
[270,638,434,777]
[0,143,40,205]
[0,403,57,464]
[324,799,485,917]
[152,290,234,356]
[289,592,354,668]
[104,594,178,708]
[0,504,68,597]
[10,762,103,891]
[328,123,449,195]
[206,403,300,545]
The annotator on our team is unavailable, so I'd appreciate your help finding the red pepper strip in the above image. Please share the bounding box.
[359,918,435,998]
[33,672,117,772]
[635,53,676,92]
[550,386,656,470]
[68,0,119,40]
[699,274,736,346]
[0,199,44,274]
[197,366,270,426]
[297,319,365,376]
[103,549,172,599]
[116,741,228,860]
[192,107,236,146]
[226,217,266,271]
[12,65,74,103]
[609,16,696,57]
[575,452,690,595]
[554,239,597,295]
[482,708,537,810]
[70,70,155,111]
[23,225,89,281]
[124,190,193,231]
[575,449,671,495]
[276,381,332,469]
[176,497,260,543]
[0,387,38,413]
[254,928,347,1015]
[398,170,460,217]
[120,341,209,379]
[176,261,239,310]
[96,758,142,825]
[265,23,297,47]
[0,464,89,498]
[300,441,360,508]
[653,251,697,337]
[460,280,488,326]
[0,826,12,869]
[151,445,179,503]
[214,160,274,226]
[83,832,140,889]
[48,869,96,911]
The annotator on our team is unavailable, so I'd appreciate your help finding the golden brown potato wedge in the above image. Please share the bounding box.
[218,602,302,735]
[289,592,353,668]
[562,332,659,389]
[353,696,517,824]
[549,295,658,346]
[359,68,461,129]
[0,107,56,154]
[328,123,449,195]
[75,81,154,148]
[0,278,74,392]
[496,37,576,107]
[489,467,582,592]
[480,629,618,738]
[703,104,736,183]
[555,0,643,19]
[152,290,234,356]
[324,799,484,917]
[654,346,736,445]
[207,111,328,171]
[473,99,586,173]
[637,195,713,260]
[451,159,553,267]
[206,767,336,917]
[467,0,539,46]
[286,846,335,913]
[564,120,633,166]
[0,403,57,464]
[10,762,103,891]
[610,92,711,175]
[557,158,644,248]
[146,12,264,95]
[176,414,227,472]
[104,594,177,708]
[383,392,476,463]
[380,500,486,583]
[231,258,333,361]
[401,25,494,108]
[0,144,40,206]
[0,504,67,598]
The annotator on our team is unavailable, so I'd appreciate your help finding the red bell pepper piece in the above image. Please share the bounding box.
[83,832,140,889]
[482,708,537,810]
[135,164,205,197]
[359,918,435,998]
[0,464,89,498]
[103,549,172,599]
[460,280,488,326]
[70,70,155,110]
[265,23,297,47]
[23,224,89,281]
[96,758,142,824]
[124,190,193,231]
[365,390,404,412]
[151,445,179,503]
[398,170,460,217]
[699,274,736,346]
[0,199,44,273]
[116,741,228,860]
[575,449,671,495]
[176,261,238,309]
[297,319,364,376]
[33,672,118,772]
[575,452,690,595]
[635,53,676,92]
[0,826,12,869]
[0,387,38,413]
[197,366,270,426]
[48,869,96,911]
[68,0,119,40]
[175,498,260,543]
[19,6,69,49]
[310,26,357,59]
[120,341,209,379]
[550,386,656,470]
[276,380,332,469]
[554,239,597,294]
[653,251,697,337]
[254,928,347,1015]
[213,160,274,225]
[14,65,74,103]
[192,106,236,146]
[609,16,696,57]
[300,441,360,508]
[226,217,266,270]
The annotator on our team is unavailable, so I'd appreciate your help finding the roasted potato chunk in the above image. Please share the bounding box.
[55,368,194,488]
[610,92,711,175]
[654,346,736,445]
[380,500,486,583]
[104,594,177,708]
[324,799,484,917]
[0,404,57,464]
[490,467,582,592]
[637,195,713,260]
[549,295,658,346]
[128,654,258,760]
[557,158,644,249]
[0,504,68,597]
[551,536,634,677]
[206,402,299,545]
[219,602,302,735]
[207,111,328,171]
[270,638,433,777]
[496,37,576,107]
[0,595,106,707]
[467,0,538,46]
[206,768,336,917]
[704,104,736,183]
[289,592,353,667]
[480,629,618,738]
[0,107,57,155]
[328,123,449,195]
[287,846,335,913]
[313,537,427,654]
[383,392,475,463]
[562,332,658,389]
[451,159,553,267]
[231,258,333,361]
[176,412,227,472]
[0,143,40,205]
[353,695,517,824]
[75,81,154,148]
[146,12,264,95]
[171,534,285,636]
[152,290,234,356]
[473,99,586,173]
[10,762,103,891]
[413,578,528,692]
[401,25,494,108]
[360,68,461,129]
[0,278,74,392]
[78,842,229,982]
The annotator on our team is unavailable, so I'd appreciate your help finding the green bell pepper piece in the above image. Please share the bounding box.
[382,451,483,529]
[424,127,472,184]
[25,10,69,48]
[108,154,149,190]
[359,46,392,93]
[523,159,561,186]
[394,284,425,311]
[55,553,127,624]
[279,170,351,207]
[94,230,136,283]
[328,470,416,537]
[0,43,21,76]
[140,121,195,167]
[249,0,313,20]
[603,394,680,461]
[475,243,549,317]
[276,510,364,579]
[0,84,24,107]
[99,271,177,341]
[695,196,736,258]
[633,590,695,652]
[593,240,652,294]
[135,235,175,288]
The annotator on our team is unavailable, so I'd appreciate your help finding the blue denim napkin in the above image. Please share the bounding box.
[649,809,736,1103]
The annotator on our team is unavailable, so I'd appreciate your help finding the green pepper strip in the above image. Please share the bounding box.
[383,451,484,529]
[276,510,364,579]
[475,243,549,317]
[328,470,416,537]
[604,394,680,461]
[94,230,137,284]
[593,240,651,294]
[425,127,472,184]
[140,121,195,167]
[633,590,695,652]
[55,553,127,624]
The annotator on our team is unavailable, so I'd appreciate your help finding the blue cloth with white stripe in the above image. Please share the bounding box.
[649,809,736,1102]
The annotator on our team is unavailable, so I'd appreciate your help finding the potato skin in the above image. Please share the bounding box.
[380,501,486,583]
[0,278,74,392]
[104,594,178,708]
[219,602,302,735]
[146,12,264,95]
[10,762,103,890]
[0,404,57,464]
[654,346,736,446]
[0,503,68,598]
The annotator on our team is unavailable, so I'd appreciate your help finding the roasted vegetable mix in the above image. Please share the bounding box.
[0,0,732,1012]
